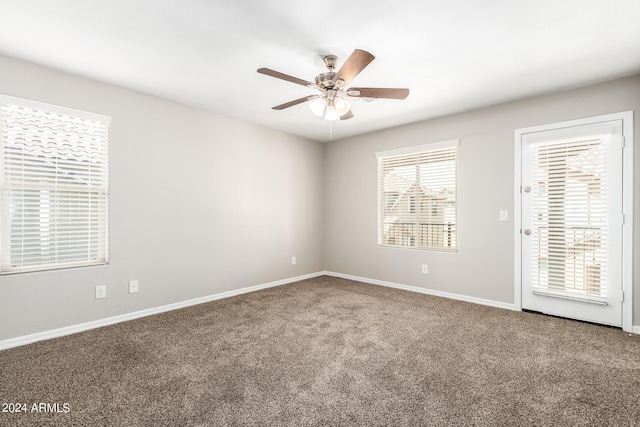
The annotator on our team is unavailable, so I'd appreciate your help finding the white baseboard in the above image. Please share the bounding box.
[0,272,324,351]
[323,271,519,312]
[633,326,640,335]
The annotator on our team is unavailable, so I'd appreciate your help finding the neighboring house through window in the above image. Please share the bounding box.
[377,140,458,251]
[0,95,110,274]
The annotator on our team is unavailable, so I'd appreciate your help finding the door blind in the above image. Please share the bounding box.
[0,96,110,274]
[531,135,609,303]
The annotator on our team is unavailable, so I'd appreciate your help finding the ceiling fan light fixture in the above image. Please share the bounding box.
[309,97,326,117]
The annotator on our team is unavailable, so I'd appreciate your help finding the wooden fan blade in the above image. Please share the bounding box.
[333,49,375,87]
[348,87,409,99]
[340,110,354,120]
[257,68,315,87]
[272,95,317,110]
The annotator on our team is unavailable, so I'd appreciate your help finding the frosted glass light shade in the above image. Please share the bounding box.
[335,98,351,115]
[309,97,326,117]
[324,105,340,121]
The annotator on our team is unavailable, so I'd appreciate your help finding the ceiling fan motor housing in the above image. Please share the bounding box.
[315,72,337,89]
[315,55,343,89]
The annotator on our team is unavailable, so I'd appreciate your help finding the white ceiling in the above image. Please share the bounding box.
[0,0,639,142]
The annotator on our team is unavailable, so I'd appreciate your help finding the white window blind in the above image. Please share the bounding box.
[377,140,458,251]
[531,135,609,303]
[0,95,110,274]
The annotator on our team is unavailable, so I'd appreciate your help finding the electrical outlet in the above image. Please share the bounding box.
[422,264,428,274]
[95,285,106,299]
[291,256,296,265]
[499,210,508,221]
[129,280,139,294]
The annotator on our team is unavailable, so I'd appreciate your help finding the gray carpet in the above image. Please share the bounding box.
[1,275,639,426]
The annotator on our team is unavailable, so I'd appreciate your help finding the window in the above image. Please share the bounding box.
[0,95,110,274]
[377,140,458,251]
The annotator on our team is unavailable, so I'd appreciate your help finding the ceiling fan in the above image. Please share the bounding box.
[257,49,409,121]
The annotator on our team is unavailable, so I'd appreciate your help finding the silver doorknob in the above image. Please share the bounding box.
[523,229,531,235]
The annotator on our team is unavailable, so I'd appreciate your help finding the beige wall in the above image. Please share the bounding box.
[324,75,639,323]
[0,55,324,341]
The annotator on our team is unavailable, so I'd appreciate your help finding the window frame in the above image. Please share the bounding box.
[0,94,110,274]
[376,139,459,252]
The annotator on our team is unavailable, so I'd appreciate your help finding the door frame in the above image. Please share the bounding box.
[514,111,634,332]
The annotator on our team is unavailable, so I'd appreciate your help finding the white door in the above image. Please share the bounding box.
[520,119,623,327]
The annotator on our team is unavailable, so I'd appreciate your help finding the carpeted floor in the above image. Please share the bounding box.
[1,275,639,426]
